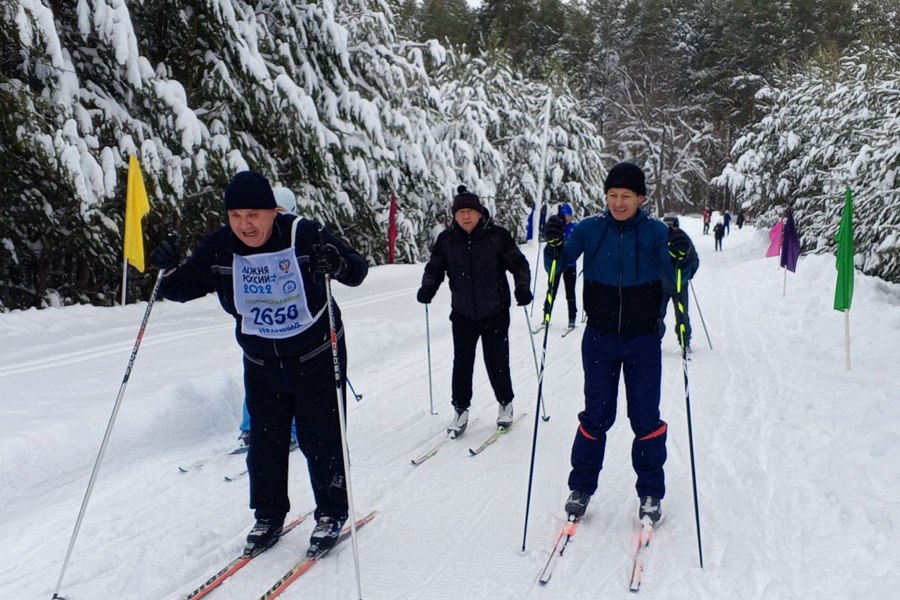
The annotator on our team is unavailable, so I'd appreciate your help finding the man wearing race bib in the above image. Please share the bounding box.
[151,171,368,557]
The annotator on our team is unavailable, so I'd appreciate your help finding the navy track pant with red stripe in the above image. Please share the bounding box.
[568,328,667,499]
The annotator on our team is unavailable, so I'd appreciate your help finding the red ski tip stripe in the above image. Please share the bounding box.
[578,424,599,441]
[638,422,667,441]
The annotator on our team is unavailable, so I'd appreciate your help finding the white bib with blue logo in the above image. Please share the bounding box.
[232,219,316,339]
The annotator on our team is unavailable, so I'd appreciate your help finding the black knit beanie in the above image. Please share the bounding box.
[223,171,277,211]
[663,215,680,228]
[604,162,647,196]
[451,185,483,213]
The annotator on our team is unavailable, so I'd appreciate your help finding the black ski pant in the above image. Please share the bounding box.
[562,267,577,323]
[243,341,348,523]
[451,311,514,410]
[543,267,577,323]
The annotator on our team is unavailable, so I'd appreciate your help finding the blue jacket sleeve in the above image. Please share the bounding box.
[543,221,585,274]
[659,230,678,283]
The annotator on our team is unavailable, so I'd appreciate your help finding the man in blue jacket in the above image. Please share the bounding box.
[150,171,368,558]
[543,162,691,525]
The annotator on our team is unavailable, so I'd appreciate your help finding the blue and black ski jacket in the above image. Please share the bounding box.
[544,209,674,335]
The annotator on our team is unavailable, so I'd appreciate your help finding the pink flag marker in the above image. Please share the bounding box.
[766,219,784,257]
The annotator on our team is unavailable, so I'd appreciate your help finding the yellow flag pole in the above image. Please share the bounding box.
[121,259,128,306]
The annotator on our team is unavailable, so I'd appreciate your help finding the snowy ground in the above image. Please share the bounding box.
[1,217,898,600]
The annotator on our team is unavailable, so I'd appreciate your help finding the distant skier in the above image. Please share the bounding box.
[538,203,548,240]
[702,206,711,235]
[151,171,368,558]
[542,162,691,525]
[714,221,725,251]
[416,186,532,437]
[723,211,732,235]
[660,216,699,354]
[736,208,745,229]
[549,203,579,330]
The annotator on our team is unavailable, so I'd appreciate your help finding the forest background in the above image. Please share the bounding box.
[1,0,898,310]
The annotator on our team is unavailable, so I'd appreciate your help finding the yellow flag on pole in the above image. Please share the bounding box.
[124,155,150,272]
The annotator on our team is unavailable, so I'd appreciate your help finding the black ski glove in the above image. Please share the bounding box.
[544,215,566,247]
[416,287,435,304]
[150,234,181,270]
[668,228,691,266]
[514,286,533,306]
[313,243,346,277]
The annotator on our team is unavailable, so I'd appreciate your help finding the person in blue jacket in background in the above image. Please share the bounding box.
[542,162,691,525]
[557,203,579,329]
[660,216,699,354]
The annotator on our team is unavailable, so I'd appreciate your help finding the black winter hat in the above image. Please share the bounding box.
[604,162,646,196]
[224,171,277,211]
[452,185,483,213]
[663,215,680,228]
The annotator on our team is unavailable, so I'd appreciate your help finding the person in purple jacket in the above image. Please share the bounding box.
[543,162,690,525]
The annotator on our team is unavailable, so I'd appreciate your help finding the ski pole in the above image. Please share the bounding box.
[523,308,549,421]
[347,377,363,402]
[52,269,166,600]
[688,280,712,350]
[425,304,436,415]
[676,268,704,569]
[528,236,543,317]
[528,94,553,316]
[522,245,561,552]
[322,273,365,599]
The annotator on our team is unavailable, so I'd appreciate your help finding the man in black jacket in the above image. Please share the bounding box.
[150,171,368,558]
[417,186,532,437]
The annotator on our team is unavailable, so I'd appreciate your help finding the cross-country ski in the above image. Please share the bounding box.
[410,417,481,465]
[179,510,314,600]
[257,511,378,600]
[176,445,249,473]
[468,413,527,455]
[629,518,655,592]
[538,515,578,584]
[223,469,248,482]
